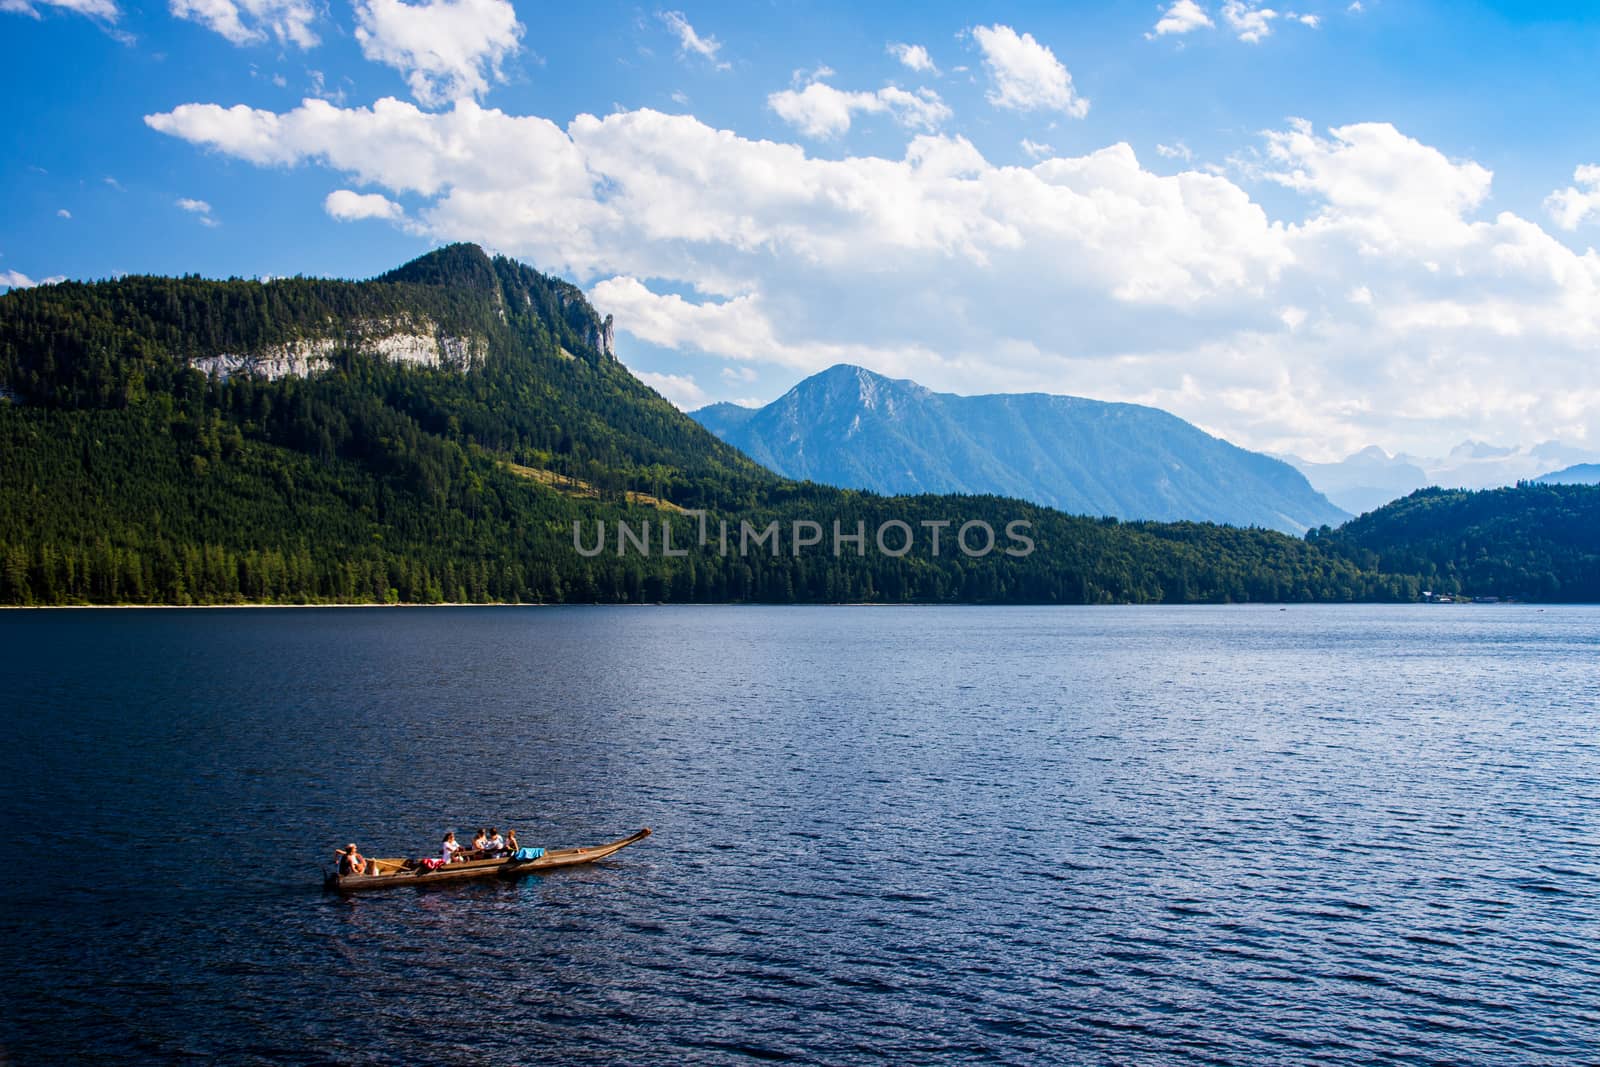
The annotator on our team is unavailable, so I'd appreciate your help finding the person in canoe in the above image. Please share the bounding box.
[470,829,488,856]
[441,832,464,864]
[486,828,505,855]
[504,829,519,854]
[335,844,376,876]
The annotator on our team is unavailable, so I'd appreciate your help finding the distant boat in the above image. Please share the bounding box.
[324,828,652,892]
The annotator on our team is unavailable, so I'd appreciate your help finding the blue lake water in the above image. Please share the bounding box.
[3,604,1599,1064]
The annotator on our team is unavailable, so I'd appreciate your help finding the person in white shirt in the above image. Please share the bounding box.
[441,832,463,863]
[486,829,505,854]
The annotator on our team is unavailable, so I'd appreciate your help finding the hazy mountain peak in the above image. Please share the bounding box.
[1291,435,1600,514]
[1449,439,1516,460]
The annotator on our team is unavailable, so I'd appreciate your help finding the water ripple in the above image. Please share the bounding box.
[3,604,1600,1064]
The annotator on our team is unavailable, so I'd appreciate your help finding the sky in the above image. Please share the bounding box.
[4,0,1600,462]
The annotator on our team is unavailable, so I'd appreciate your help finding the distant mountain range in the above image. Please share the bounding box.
[1535,464,1600,486]
[692,364,1348,534]
[1285,447,1433,516]
[1286,441,1600,515]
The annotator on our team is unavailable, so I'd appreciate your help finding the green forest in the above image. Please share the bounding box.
[1311,484,1600,602]
[1,244,1593,605]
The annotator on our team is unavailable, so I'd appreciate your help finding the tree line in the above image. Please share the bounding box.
[3,243,1590,606]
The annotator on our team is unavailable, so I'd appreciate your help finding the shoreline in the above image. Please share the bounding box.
[0,600,1560,611]
[0,601,542,610]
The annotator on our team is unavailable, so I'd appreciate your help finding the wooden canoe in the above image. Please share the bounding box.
[323,828,652,892]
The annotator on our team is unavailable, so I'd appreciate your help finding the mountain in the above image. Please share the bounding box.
[1448,440,1516,461]
[1534,463,1600,486]
[1425,440,1600,490]
[1290,440,1600,513]
[1316,484,1600,601]
[0,241,755,487]
[691,364,1347,534]
[1284,446,1432,516]
[0,245,1416,606]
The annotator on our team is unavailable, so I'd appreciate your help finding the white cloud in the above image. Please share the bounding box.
[768,80,952,139]
[144,96,1600,458]
[1347,1,1363,11]
[1545,164,1600,231]
[354,0,523,107]
[1153,1,1213,36]
[658,10,727,70]
[306,69,347,104]
[1,0,118,20]
[970,24,1089,118]
[176,197,220,226]
[1263,120,1492,249]
[887,42,938,74]
[721,364,757,384]
[0,267,66,289]
[141,99,1289,311]
[1151,1,1314,43]
[636,370,709,409]
[1222,1,1277,42]
[1156,141,1193,161]
[56,209,71,219]
[592,275,940,373]
[1020,138,1052,160]
[168,0,317,48]
[596,279,770,356]
[324,189,405,221]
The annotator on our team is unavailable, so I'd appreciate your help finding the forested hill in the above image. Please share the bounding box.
[0,243,761,495]
[1312,484,1600,601]
[0,244,1435,605]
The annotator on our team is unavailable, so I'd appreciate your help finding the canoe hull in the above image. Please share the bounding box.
[324,828,651,892]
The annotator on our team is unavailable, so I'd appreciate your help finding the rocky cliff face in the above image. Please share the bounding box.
[551,286,616,360]
[190,317,487,380]
[593,314,616,359]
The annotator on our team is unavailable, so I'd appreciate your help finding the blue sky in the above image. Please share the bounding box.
[5,0,1600,461]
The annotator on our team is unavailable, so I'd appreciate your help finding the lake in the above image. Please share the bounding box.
[2,605,1599,1064]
